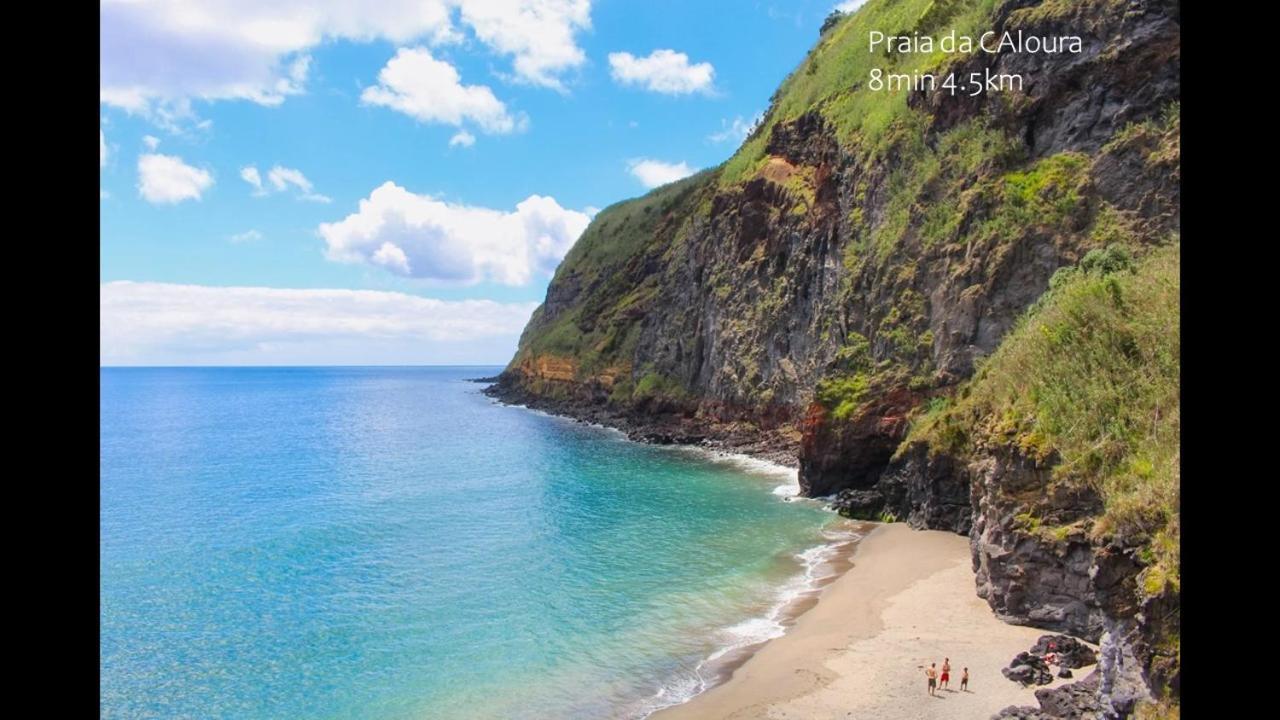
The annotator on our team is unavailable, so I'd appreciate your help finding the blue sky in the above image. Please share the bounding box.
[101,0,865,365]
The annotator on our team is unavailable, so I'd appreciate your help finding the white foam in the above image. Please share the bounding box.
[666,445,798,481]
[771,480,801,498]
[638,526,865,718]
[634,671,707,719]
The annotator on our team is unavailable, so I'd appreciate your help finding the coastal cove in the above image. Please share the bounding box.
[100,367,867,720]
[484,391,1105,720]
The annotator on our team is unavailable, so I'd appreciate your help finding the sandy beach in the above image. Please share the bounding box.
[654,523,1094,720]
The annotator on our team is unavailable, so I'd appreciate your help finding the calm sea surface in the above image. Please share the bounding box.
[100,367,854,719]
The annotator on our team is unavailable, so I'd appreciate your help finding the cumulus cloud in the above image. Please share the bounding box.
[137,153,214,204]
[100,0,592,118]
[449,130,477,148]
[628,158,695,189]
[457,0,592,90]
[608,49,715,95]
[709,113,763,144]
[142,135,161,150]
[100,281,538,365]
[361,47,523,135]
[319,181,591,285]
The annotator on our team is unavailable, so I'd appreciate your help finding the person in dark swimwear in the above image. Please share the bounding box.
[960,667,969,691]
[926,663,938,696]
[940,658,951,689]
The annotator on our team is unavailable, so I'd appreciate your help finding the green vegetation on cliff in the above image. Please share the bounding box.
[723,0,999,185]
[912,242,1180,596]
[518,170,714,384]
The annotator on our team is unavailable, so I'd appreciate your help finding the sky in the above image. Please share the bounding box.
[100,0,869,366]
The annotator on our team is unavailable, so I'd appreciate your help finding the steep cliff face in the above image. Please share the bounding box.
[489,0,1179,715]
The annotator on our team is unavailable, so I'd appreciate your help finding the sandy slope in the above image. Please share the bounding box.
[654,523,1095,720]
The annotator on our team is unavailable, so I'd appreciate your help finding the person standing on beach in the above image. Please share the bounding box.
[961,667,969,691]
[926,663,938,696]
[940,658,951,690]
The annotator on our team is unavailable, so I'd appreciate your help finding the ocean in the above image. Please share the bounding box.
[100,366,858,719]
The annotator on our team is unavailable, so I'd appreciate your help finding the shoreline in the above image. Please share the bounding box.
[651,523,1096,720]
[482,385,1098,719]
[481,379,802,468]
[639,520,870,719]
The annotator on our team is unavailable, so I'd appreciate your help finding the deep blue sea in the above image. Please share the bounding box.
[100,367,857,719]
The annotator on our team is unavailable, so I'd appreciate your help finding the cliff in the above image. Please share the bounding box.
[488,0,1180,716]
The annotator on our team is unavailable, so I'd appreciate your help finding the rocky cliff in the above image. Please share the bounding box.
[488,0,1179,716]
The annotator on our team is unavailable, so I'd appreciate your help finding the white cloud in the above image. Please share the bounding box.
[241,165,265,194]
[100,129,109,167]
[834,1,870,12]
[457,0,592,90]
[608,49,715,95]
[100,281,538,365]
[142,135,161,150]
[100,0,453,114]
[628,158,695,189]
[361,47,523,135]
[709,112,763,144]
[137,153,214,204]
[229,229,263,243]
[267,165,332,202]
[319,181,591,285]
[241,164,329,202]
[100,1,592,118]
[449,130,477,148]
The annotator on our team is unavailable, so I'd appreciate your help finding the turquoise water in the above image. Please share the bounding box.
[100,367,853,719]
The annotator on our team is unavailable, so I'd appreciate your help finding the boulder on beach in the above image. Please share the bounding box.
[1002,652,1054,686]
[1030,634,1098,669]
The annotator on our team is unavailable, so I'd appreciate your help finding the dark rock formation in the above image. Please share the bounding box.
[992,671,1104,718]
[1036,671,1103,717]
[970,451,1108,639]
[876,441,972,533]
[1003,652,1055,687]
[1032,634,1099,669]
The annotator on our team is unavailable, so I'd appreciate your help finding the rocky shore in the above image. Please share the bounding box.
[482,380,802,468]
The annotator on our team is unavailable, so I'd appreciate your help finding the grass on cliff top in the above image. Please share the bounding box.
[551,169,715,286]
[913,243,1180,594]
[721,0,998,185]
[517,170,714,375]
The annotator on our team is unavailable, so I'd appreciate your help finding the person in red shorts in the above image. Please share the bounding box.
[940,658,951,689]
